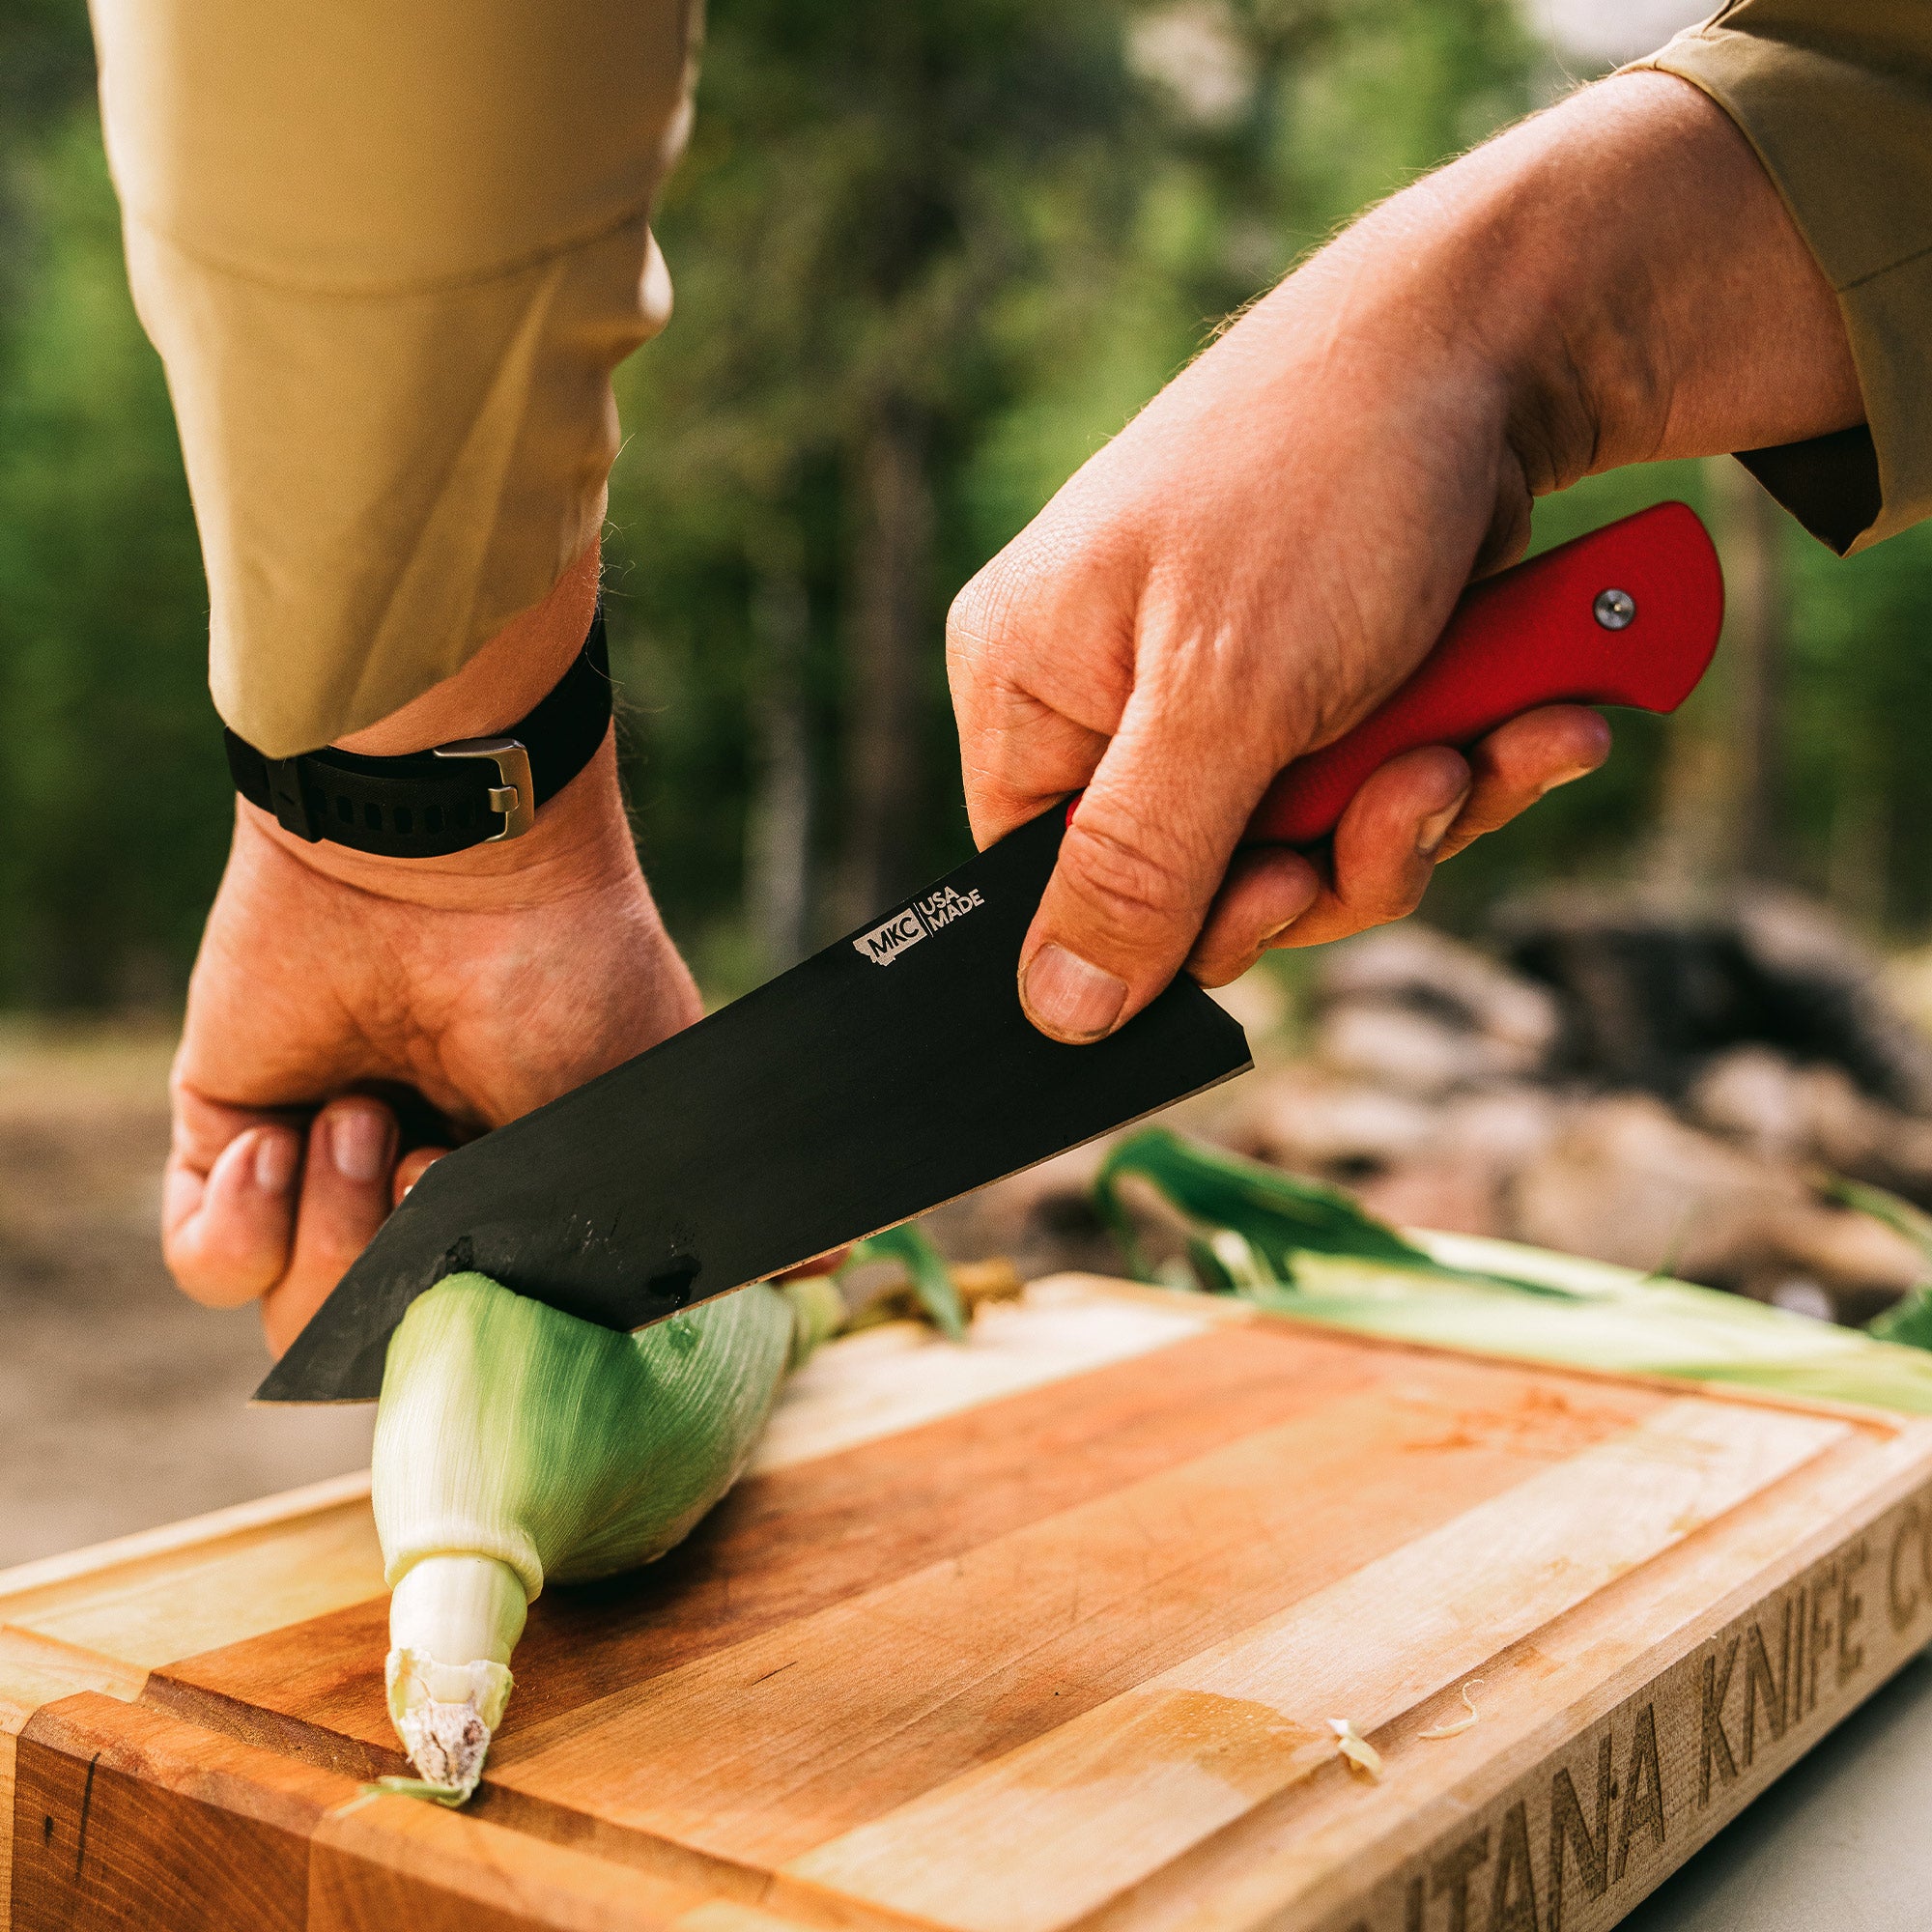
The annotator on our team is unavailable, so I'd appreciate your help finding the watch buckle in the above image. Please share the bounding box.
[433,737,535,840]
[263,756,319,840]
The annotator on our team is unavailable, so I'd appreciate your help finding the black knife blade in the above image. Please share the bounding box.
[256,804,1252,1402]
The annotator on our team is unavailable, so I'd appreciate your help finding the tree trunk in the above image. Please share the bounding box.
[1646,720,1730,892]
[1829,783,1889,932]
[744,557,813,976]
[836,400,934,929]
[1713,457,1786,880]
[1647,460,1786,887]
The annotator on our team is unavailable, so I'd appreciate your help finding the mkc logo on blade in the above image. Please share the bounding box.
[853,885,986,966]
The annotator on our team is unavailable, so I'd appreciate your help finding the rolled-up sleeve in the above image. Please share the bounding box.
[1634,2,1932,554]
[90,0,696,755]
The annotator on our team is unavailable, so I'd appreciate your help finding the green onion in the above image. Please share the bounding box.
[1095,1128,1932,1414]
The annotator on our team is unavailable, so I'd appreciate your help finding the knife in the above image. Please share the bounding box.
[259,498,1722,1402]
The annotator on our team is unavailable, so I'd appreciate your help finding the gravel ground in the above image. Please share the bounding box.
[0,1024,373,1569]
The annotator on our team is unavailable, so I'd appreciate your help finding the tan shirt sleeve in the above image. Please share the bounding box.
[89,0,698,756]
[1634,2,1932,554]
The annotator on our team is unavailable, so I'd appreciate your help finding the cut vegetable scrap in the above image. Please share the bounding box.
[1829,1175,1932,1350]
[838,1225,986,1339]
[1328,1717,1383,1780]
[1418,1679,1484,1741]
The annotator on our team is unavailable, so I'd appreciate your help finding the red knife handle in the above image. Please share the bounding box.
[1241,499,1723,847]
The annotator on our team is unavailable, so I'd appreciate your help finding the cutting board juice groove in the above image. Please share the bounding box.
[6,1276,1931,1932]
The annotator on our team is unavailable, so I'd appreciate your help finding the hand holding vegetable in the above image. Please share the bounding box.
[162,551,704,1354]
[951,72,1862,1043]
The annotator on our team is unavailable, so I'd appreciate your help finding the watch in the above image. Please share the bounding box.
[224,604,612,857]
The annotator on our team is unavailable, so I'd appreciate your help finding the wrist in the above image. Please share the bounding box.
[336,544,601,757]
[234,541,626,903]
[240,731,641,911]
[1401,71,1860,499]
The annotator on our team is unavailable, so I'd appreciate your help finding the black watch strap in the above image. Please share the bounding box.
[225,605,611,858]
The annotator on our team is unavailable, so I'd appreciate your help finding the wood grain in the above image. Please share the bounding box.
[753,1287,1226,1471]
[0,1471,381,1924]
[0,1628,145,1925]
[310,1791,712,1932]
[0,1481,383,1669]
[784,1399,1844,1932]
[491,1369,1660,1867]
[1262,1430,1932,1932]
[151,1322,1388,1767]
[12,1690,356,1932]
[17,1696,722,1932]
[0,1473,374,1606]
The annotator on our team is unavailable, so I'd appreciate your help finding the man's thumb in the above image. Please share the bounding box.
[1015,729,1266,1041]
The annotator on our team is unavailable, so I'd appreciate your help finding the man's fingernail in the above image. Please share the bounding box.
[1021,943,1128,1041]
[331,1106,392,1184]
[254,1128,298,1195]
[1416,789,1471,859]
[1260,914,1300,947]
[1536,764,1599,799]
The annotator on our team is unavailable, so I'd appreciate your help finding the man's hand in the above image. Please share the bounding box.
[950,71,1863,1042]
[163,554,702,1356]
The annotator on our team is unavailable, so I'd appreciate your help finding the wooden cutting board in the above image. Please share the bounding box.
[8,1274,1932,1932]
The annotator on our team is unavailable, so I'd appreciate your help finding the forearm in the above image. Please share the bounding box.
[1169,71,1859,577]
[951,65,1866,1038]
[1341,70,1861,512]
[1472,71,1861,488]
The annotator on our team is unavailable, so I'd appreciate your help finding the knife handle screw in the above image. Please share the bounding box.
[1593,587,1636,631]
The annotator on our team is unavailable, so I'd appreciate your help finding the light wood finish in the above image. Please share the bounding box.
[784,1400,1839,1932]
[0,1630,147,1921]
[0,1470,384,1667]
[6,1276,1932,1932]
[310,1782,714,1931]
[753,1284,1224,1471]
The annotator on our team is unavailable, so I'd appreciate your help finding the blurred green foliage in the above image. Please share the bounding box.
[0,104,227,1007]
[604,0,1543,989]
[2,0,1930,1009]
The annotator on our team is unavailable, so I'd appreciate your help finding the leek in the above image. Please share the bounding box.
[372,1269,836,1800]
[1096,1128,1932,1414]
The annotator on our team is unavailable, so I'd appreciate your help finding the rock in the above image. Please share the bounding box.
[1317,1004,1519,1100]
[1883,944,1932,1046]
[1687,1045,1864,1167]
[1229,1064,1438,1180]
[1505,1092,1924,1318]
[1225,1065,1557,1238]
[1497,886,1932,1110]
[1313,924,1559,1096]
[1688,1045,1932,1205]
[918,905,1932,1333]
[1735,894,1932,1112]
